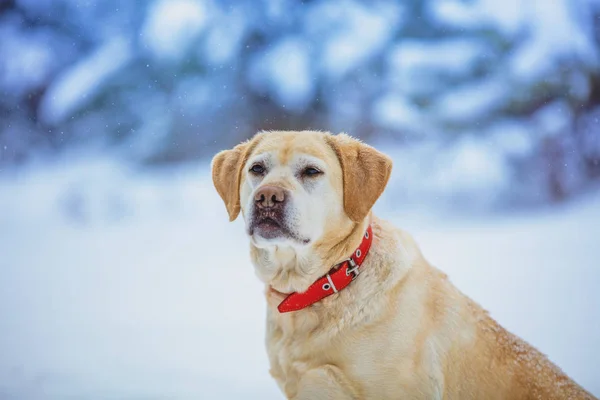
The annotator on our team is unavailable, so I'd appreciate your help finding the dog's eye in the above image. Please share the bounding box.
[250,164,266,175]
[302,167,322,177]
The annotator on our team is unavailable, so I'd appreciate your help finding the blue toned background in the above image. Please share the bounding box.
[1,0,599,398]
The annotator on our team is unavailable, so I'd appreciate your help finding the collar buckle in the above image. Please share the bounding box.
[345,258,360,280]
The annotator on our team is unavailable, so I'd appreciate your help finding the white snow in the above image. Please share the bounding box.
[141,0,209,62]
[372,94,425,134]
[432,136,510,202]
[428,0,526,35]
[306,0,402,80]
[531,101,574,138]
[202,9,248,66]
[248,37,315,112]
[38,37,134,125]
[429,0,599,82]
[508,0,599,81]
[0,21,58,98]
[486,119,535,158]
[379,138,512,210]
[433,79,508,123]
[0,158,599,398]
[386,39,491,95]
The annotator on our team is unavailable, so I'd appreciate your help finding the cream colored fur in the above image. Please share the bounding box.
[212,131,595,400]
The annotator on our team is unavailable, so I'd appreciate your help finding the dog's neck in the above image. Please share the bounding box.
[249,216,370,294]
[260,215,416,337]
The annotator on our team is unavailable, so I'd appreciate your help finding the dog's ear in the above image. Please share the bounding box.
[327,133,393,222]
[212,139,256,221]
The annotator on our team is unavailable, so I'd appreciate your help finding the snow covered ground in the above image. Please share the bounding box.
[0,158,599,399]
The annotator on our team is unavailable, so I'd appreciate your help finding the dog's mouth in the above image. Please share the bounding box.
[255,217,286,239]
[249,214,310,244]
[249,212,290,240]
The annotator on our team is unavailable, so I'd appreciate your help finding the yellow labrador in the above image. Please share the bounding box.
[212,131,594,400]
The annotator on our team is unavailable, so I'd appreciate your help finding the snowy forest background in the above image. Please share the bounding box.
[1,0,600,399]
[1,0,599,208]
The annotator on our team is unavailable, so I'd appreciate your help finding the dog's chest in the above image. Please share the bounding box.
[264,288,447,399]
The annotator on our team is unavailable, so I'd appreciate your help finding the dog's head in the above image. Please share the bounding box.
[212,131,392,247]
[212,131,391,291]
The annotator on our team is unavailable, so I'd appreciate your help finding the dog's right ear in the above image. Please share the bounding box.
[212,140,254,222]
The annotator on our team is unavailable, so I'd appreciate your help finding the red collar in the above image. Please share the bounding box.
[277,225,373,313]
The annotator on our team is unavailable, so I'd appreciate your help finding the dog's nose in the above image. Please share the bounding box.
[255,186,286,209]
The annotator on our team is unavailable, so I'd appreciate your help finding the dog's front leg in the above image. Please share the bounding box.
[292,365,358,400]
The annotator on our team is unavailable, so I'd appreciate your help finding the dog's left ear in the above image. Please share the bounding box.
[212,139,256,221]
[326,133,393,223]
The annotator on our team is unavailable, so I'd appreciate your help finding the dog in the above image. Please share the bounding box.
[211,131,595,400]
